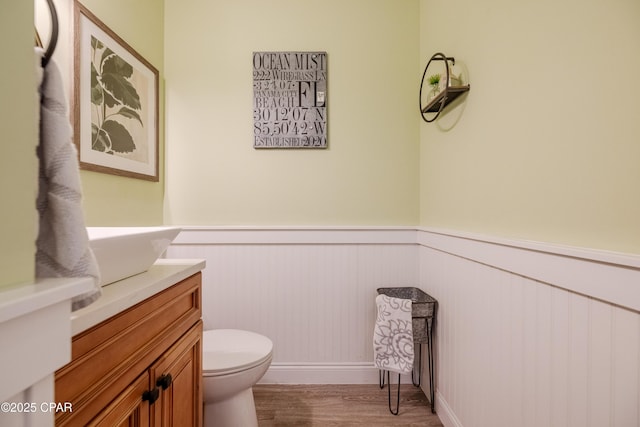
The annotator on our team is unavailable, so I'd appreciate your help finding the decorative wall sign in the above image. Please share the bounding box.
[253,51,327,148]
[74,1,159,181]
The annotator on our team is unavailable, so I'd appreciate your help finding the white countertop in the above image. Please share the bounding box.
[0,277,94,324]
[0,276,94,402]
[71,258,205,335]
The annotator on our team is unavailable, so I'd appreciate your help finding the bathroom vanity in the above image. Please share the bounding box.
[54,259,205,426]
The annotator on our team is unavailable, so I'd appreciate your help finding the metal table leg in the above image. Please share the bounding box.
[426,316,435,413]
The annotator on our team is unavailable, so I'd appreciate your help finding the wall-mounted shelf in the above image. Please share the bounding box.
[421,85,470,114]
[419,53,470,123]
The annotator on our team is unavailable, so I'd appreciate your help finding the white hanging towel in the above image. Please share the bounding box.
[35,48,101,311]
[373,294,414,374]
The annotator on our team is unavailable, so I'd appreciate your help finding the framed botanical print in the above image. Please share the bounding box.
[74,1,159,181]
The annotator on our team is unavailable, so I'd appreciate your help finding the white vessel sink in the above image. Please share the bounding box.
[87,227,182,286]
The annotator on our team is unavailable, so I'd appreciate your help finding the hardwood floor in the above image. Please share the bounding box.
[254,384,444,426]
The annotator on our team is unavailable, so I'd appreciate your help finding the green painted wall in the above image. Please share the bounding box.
[4,0,636,293]
[164,0,420,225]
[78,0,165,225]
[419,0,640,254]
[0,0,38,287]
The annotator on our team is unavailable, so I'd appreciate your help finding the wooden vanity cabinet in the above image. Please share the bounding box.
[55,273,203,427]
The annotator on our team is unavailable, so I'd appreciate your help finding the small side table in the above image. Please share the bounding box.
[377,287,438,414]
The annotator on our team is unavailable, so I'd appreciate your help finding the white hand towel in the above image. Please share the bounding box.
[35,48,101,311]
[373,294,414,374]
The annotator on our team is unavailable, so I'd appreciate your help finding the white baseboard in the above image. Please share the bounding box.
[435,391,464,427]
[260,363,416,385]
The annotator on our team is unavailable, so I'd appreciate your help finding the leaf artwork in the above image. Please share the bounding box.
[90,36,142,154]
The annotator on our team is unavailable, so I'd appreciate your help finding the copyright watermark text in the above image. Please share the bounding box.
[1,402,73,413]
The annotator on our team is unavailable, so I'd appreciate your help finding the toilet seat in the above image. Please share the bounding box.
[203,329,273,376]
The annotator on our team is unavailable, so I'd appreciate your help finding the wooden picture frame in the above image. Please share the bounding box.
[73,1,159,181]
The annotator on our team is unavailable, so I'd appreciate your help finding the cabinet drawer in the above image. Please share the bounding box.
[55,272,201,426]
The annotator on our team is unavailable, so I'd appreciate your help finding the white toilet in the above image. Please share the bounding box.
[202,329,273,427]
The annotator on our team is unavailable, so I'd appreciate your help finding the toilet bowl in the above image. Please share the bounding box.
[202,329,273,427]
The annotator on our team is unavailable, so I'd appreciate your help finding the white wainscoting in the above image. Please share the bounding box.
[418,228,640,427]
[168,226,640,426]
[167,227,419,384]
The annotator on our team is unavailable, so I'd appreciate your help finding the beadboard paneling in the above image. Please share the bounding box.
[167,227,418,383]
[168,226,640,427]
[418,230,640,427]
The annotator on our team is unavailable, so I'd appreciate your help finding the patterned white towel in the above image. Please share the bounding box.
[373,294,414,374]
[35,48,101,311]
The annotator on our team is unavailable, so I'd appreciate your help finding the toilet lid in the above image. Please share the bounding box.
[203,329,273,375]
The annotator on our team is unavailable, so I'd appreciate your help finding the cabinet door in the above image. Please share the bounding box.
[89,372,151,427]
[56,272,202,427]
[150,321,203,427]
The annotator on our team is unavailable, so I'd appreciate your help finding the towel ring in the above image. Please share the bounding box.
[41,0,59,67]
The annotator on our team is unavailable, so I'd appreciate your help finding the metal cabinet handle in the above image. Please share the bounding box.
[142,387,160,404]
[156,373,173,390]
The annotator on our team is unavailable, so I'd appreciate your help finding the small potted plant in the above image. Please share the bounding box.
[427,74,441,102]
